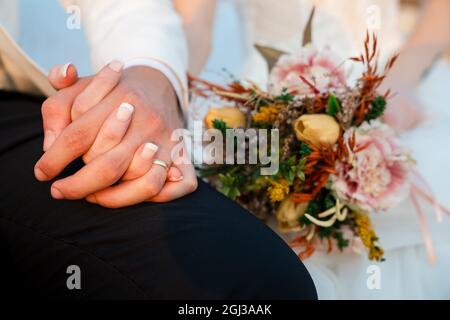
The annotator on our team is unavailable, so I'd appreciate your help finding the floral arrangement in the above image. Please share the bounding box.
[189,13,415,262]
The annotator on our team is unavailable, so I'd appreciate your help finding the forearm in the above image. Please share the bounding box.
[60,0,189,113]
[390,0,450,87]
[174,0,216,75]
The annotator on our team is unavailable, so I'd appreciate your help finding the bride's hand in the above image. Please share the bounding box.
[35,63,197,207]
[381,87,424,133]
[378,72,425,133]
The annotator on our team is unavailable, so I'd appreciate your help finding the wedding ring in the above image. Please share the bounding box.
[153,159,168,171]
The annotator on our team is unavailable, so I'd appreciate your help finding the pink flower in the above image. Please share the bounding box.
[269,46,346,95]
[331,121,412,212]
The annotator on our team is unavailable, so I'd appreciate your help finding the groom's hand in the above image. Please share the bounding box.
[35,64,190,206]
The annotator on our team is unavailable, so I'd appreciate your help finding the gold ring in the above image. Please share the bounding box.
[153,159,168,171]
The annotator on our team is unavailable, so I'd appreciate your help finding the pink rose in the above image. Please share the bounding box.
[269,46,346,95]
[331,121,412,212]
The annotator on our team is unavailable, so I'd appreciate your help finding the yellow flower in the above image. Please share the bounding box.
[354,211,384,261]
[276,198,309,233]
[293,114,340,148]
[252,105,281,124]
[204,107,246,129]
[267,179,290,202]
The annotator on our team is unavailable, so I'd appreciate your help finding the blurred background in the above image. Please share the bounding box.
[2,0,244,81]
[4,0,447,82]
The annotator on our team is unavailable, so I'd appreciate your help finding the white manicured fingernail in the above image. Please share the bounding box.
[142,142,159,159]
[109,60,124,72]
[60,63,71,78]
[116,103,134,121]
[168,175,184,182]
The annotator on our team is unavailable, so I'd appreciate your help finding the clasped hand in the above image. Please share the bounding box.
[34,61,197,208]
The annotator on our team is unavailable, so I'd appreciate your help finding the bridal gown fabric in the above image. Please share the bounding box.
[233,0,450,299]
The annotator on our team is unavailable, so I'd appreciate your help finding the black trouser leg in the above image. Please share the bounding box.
[0,90,317,299]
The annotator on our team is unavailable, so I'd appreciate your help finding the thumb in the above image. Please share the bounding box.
[48,63,79,90]
[167,166,184,182]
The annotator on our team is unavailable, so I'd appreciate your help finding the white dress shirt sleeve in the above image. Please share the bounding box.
[60,0,189,116]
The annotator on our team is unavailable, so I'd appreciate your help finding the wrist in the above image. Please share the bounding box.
[124,58,188,118]
[388,45,441,88]
[124,64,186,126]
[380,56,420,93]
[124,65,176,93]
[122,66,183,129]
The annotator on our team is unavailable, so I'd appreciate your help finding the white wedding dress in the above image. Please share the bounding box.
[234,0,450,299]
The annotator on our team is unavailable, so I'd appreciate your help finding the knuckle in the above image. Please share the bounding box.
[81,153,92,164]
[98,157,124,183]
[72,96,89,117]
[96,70,117,86]
[101,129,122,143]
[123,86,143,103]
[141,179,159,198]
[41,98,58,118]
[122,167,139,181]
[61,126,90,153]
[87,74,118,97]
[140,110,164,137]
[149,111,164,130]
[99,165,122,184]
[118,85,167,132]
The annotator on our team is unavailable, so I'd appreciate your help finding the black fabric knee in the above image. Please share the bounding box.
[0,90,317,299]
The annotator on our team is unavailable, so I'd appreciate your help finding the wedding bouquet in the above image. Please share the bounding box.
[189,13,414,262]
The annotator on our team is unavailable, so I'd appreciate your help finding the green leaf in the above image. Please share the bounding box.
[298,157,307,168]
[218,171,244,200]
[212,119,229,135]
[327,94,341,116]
[221,185,230,195]
[323,193,336,210]
[297,171,305,181]
[318,227,333,238]
[334,231,349,251]
[286,155,297,166]
[220,184,240,200]
[275,88,294,103]
[279,156,299,185]
[279,166,292,184]
[245,175,269,192]
[287,170,295,184]
[299,142,312,156]
[365,96,386,121]
[224,186,241,200]
[251,169,262,182]
[300,201,320,226]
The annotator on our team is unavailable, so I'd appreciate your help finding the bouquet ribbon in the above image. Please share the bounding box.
[410,170,450,264]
